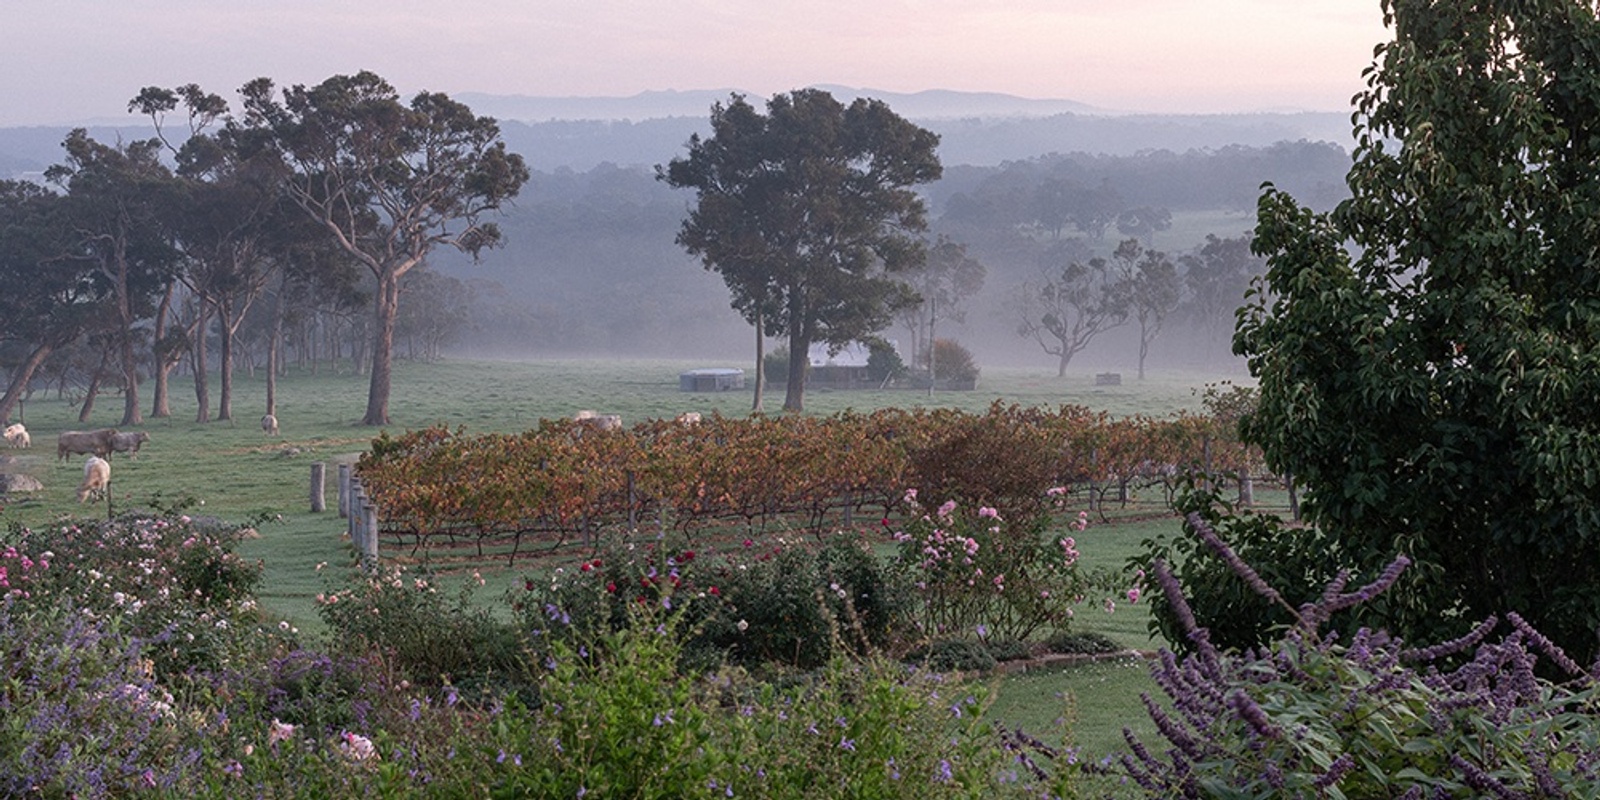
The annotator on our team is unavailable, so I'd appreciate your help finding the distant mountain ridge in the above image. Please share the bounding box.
[454,86,1106,122]
[0,87,1355,176]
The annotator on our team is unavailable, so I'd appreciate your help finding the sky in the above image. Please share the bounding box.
[1,1,1391,127]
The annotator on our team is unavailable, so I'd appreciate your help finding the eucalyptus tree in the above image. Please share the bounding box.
[1177,233,1265,350]
[896,236,986,370]
[235,71,530,425]
[133,84,294,423]
[661,89,942,412]
[1112,239,1180,380]
[1014,247,1130,377]
[44,130,181,426]
[1240,0,1600,657]
[0,180,114,423]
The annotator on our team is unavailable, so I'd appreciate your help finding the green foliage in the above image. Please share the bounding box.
[1041,631,1122,656]
[526,532,910,672]
[906,638,996,673]
[1239,0,1600,658]
[317,564,527,689]
[865,338,909,384]
[1135,486,1346,655]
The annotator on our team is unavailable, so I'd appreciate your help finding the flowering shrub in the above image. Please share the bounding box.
[890,489,1111,641]
[1105,512,1600,796]
[317,564,525,691]
[523,531,910,671]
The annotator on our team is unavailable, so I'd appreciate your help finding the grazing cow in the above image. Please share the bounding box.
[77,456,110,503]
[3,423,28,448]
[262,414,279,436]
[57,428,118,461]
[109,431,151,457]
[574,410,623,431]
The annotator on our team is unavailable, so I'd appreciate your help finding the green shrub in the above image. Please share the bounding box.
[906,639,996,673]
[1134,485,1348,655]
[983,637,1034,662]
[317,564,526,689]
[1041,631,1122,655]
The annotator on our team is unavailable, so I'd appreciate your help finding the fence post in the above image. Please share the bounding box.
[310,462,326,512]
[626,470,637,530]
[1238,468,1253,506]
[338,464,351,518]
[1088,449,1099,512]
[348,478,362,541]
[362,500,379,570]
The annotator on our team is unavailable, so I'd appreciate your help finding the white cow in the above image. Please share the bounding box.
[77,456,110,503]
[3,423,28,448]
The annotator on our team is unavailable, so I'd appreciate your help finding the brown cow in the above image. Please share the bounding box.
[109,431,151,457]
[57,428,118,461]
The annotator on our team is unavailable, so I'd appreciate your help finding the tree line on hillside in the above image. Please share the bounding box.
[1,77,1328,426]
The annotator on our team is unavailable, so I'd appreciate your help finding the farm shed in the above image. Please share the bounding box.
[679,368,746,392]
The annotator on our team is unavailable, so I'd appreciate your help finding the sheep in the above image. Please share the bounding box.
[57,428,118,461]
[109,431,151,457]
[3,423,28,448]
[675,412,702,425]
[262,414,279,436]
[77,455,110,503]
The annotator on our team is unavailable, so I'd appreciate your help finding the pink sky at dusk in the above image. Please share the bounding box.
[1,1,1390,126]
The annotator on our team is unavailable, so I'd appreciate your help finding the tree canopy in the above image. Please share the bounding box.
[235,71,530,425]
[1239,0,1600,658]
[660,89,942,412]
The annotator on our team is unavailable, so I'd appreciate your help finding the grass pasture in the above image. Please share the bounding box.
[1,357,1262,774]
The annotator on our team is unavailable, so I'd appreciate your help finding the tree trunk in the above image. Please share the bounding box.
[363,273,400,425]
[751,308,765,413]
[783,315,808,413]
[150,283,175,418]
[81,348,112,423]
[0,343,54,424]
[192,301,212,423]
[266,275,285,418]
[1056,349,1070,378]
[114,262,143,427]
[217,299,236,422]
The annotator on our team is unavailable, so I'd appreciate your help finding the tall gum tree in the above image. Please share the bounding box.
[661,89,942,412]
[1239,0,1600,658]
[235,71,529,425]
[44,131,179,427]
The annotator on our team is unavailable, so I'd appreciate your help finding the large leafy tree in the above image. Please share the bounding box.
[661,89,942,412]
[235,71,529,425]
[1239,0,1600,658]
